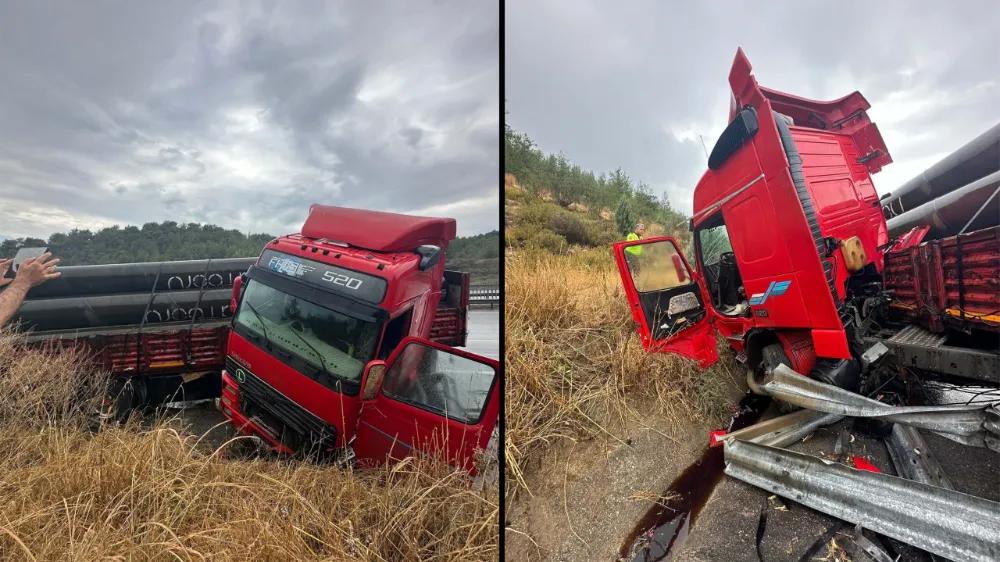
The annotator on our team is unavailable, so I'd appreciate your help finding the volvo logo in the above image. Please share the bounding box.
[235,368,246,383]
[232,353,251,369]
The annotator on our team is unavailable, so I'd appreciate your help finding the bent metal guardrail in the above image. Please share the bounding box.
[724,439,1000,562]
[469,286,500,308]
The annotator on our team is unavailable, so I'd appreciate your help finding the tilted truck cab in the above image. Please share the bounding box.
[220,204,498,474]
[615,48,894,380]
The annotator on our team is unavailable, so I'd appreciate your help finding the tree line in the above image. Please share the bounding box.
[505,103,689,238]
[0,223,499,266]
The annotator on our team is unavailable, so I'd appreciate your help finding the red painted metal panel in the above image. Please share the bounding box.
[25,325,231,376]
[776,329,818,375]
[611,236,720,368]
[884,225,1000,333]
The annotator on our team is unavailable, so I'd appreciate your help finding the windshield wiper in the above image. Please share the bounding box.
[243,302,273,351]
[286,324,335,383]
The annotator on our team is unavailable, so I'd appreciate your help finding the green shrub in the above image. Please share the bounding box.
[504,184,526,202]
[585,222,618,246]
[524,230,567,253]
[516,200,559,230]
[549,212,590,246]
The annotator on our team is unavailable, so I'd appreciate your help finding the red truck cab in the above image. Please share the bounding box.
[219,205,498,474]
[614,48,894,380]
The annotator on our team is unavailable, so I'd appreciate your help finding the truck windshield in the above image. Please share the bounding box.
[233,279,380,384]
[698,223,735,266]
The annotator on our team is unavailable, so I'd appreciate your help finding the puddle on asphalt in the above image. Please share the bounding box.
[618,392,770,562]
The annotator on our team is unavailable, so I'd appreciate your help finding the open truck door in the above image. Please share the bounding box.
[353,336,499,475]
[613,236,719,367]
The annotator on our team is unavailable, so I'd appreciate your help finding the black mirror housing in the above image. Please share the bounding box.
[416,245,442,271]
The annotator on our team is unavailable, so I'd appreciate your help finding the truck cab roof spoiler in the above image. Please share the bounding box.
[728,47,893,175]
[301,204,457,254]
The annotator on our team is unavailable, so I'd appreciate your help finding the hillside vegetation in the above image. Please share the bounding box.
[0,223,499,284]
[505,109,692,253]
[0,329,498,561]
[503,111,741,506]
[505,250,738,496]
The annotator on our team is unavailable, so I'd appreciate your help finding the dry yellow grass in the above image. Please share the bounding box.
[0,330,498,562]
[504,248,740,502]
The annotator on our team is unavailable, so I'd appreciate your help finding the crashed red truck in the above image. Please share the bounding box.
[615,48,1000,561]
[220,205,499,476]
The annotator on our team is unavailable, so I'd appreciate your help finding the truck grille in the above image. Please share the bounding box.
[225,357,337,449]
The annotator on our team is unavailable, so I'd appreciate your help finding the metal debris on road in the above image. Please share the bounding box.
[716,408,843,449]
[885,424,955,490]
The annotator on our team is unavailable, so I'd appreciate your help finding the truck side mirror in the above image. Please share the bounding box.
[361,360,387,400]
[672,254,688,283]
[416,245,442,271]
[231,274,245,311]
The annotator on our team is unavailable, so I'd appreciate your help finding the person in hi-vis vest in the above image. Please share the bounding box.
[624,223,644,274]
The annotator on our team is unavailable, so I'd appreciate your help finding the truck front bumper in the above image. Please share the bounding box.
[219,370,294,455]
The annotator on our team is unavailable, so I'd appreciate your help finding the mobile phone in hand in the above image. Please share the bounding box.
[3,247,50,279]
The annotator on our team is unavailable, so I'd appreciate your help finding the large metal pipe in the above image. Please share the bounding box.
[12,288,234,332]
[882,122,1000,218]
[13,257,256,300]
[886,170,1000,238]
[22,318,232,343]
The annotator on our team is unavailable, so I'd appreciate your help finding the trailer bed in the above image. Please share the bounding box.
[24,320,231,377]
[883,225,1000,334]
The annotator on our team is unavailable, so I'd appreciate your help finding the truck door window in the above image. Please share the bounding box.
[381,343,494,424]
[626,240,693,293]
[378,308,413,360]
[696,213,748,316]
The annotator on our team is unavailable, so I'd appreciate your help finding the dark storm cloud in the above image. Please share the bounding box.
[0,0,499,240]
[505,0,1000,214]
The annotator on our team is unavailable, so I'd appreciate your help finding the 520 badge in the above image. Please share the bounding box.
[322,271,363,290]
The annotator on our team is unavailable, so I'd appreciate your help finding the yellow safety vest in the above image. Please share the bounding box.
[625,232,641,255]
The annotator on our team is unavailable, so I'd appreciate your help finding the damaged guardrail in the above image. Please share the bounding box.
[885,424,955,490]
[723,439,1000,562]
[714,408,843,448]
[761,363,1000,452]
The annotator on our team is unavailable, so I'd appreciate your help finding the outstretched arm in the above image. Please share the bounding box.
[0,254,61,328]
[0,277,30,328]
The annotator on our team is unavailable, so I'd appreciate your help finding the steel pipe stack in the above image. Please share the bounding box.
[882,122,1000,219]
[22,257,255,300]
[886,170,1000,239]
[3,257,255,332]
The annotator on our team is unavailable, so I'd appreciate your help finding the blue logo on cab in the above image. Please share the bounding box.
[749,280,791,306]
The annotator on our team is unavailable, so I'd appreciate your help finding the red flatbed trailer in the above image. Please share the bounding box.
[884,225,1000,334]
[24,320,232,375]
[24,320,232,412]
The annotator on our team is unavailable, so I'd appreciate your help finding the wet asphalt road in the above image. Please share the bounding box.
[460,309,500,360]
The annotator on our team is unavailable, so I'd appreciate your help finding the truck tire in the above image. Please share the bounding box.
[102,376,147,422]
[760,343,799,414]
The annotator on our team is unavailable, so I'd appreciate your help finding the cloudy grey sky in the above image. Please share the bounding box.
[506,1,1000,214]
[0,1,498,241]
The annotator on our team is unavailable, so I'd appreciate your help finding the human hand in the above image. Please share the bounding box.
[0,259,12,288]
[13,252,61,289]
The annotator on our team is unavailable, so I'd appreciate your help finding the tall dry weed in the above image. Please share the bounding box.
[0,329,498,561]
[504,249,740,500]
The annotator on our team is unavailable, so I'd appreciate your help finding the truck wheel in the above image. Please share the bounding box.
[759,343,799,414]
[102,376,147,422]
